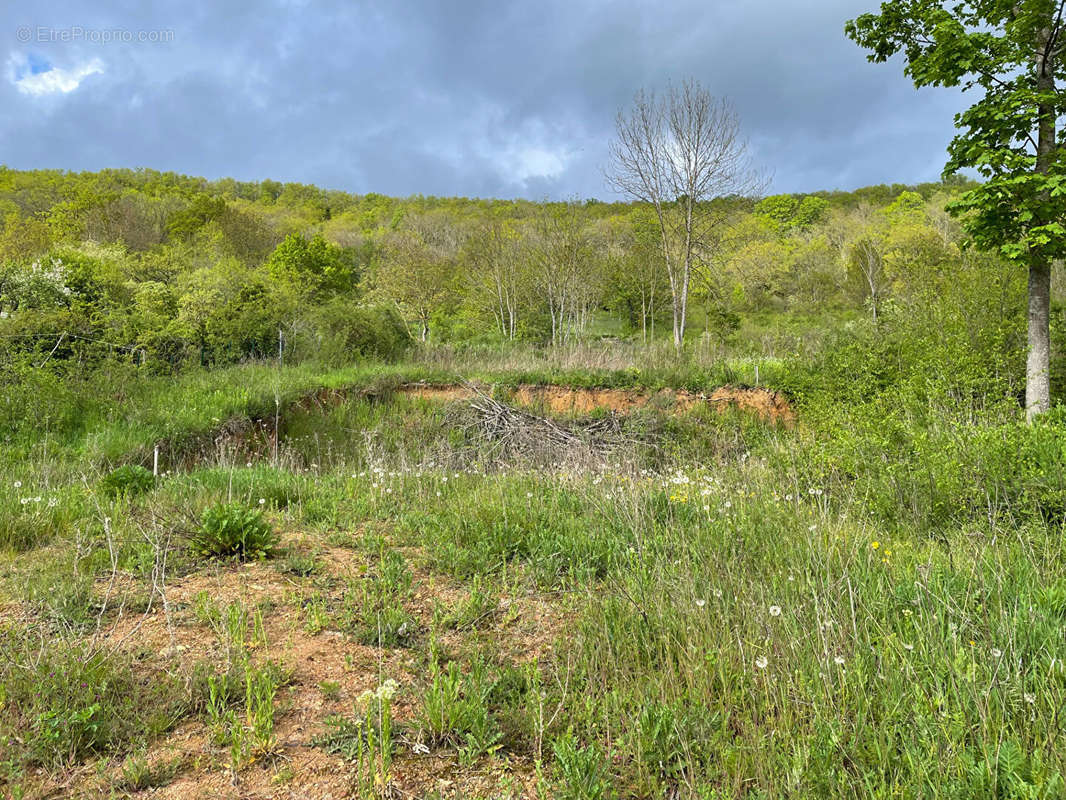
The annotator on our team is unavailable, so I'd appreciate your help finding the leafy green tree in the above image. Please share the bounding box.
[265,233,356,300]
[847,0,1066,420]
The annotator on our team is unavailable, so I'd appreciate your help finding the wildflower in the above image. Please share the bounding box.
[808,524,817,532]
[723,500,732,509]
[713,588,723,598]
[695,599,706,608]
[1024,693,1036,705]
[834,655,845,666]
[526,492,533,498]
[13,481,21,488]
[903,643,914,651]
[47,497,57,508]
[769,605,782,617]
[435,491,442,497]
[871,541,880,550]
[258,498,266,505]
[246,462,252,468]
[19,498,28,505]
[755,656,768,670]
[991,648,1002,658]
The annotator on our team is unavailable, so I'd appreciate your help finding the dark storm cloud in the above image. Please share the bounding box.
[0,1,969,199]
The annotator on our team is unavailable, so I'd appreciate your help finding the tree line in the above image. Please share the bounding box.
[0,162,990,374]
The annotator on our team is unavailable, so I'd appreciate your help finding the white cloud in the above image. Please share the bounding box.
[8,54,104,96]
[512,146,568,182]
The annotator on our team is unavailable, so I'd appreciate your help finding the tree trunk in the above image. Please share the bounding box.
[1027,258,1051,422]
[1028,29,1056,421]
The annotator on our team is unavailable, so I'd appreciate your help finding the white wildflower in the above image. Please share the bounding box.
[769,605,782,617]
[755,656,768,670]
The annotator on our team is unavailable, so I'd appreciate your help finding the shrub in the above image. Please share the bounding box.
[189,503,278,560]
[100,464,156,498]
[310,301,413,364]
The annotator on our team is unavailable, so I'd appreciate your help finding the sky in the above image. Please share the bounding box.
[0,1,970,200]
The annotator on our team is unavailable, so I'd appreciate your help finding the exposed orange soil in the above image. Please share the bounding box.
[399,382,795,426]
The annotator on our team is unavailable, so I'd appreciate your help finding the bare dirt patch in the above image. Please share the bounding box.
[22,528,567,800]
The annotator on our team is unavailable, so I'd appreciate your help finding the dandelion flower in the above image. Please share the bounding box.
[769,605,782,617]
[991,648,1002,658]
[871,541,880,550]
[258,498,266,505]
[13,481,21,489]
[755,656,768,670]
[834,655,845,666]
[695,599,706,608]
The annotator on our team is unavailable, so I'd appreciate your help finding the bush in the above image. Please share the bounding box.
[100,464,156,498]
[189,503,278,560]
[309,300,413,364]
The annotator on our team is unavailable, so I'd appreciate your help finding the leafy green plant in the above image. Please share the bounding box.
[190,503,278,560]
[418,658,502,763]
[0,631,183,769]
[552,733,616,800]
[338,549,416,646]
[100,464,156,498]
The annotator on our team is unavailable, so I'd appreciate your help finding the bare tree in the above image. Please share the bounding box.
[607,80,760,349]
[528,201,598,346]
[466,216,524,340]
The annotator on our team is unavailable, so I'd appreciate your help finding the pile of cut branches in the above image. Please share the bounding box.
[455,382,635,466]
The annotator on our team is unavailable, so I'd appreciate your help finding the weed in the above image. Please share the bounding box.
[100,464,156,498]
[315,679,399,798]
[189,502,278,561]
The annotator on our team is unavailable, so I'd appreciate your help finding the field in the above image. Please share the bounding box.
[2,338,1065,800]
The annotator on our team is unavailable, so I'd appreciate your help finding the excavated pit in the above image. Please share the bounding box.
[400,383,795,426]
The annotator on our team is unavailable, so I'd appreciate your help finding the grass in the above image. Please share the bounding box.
[2,346,1066,797]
